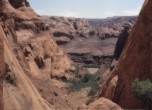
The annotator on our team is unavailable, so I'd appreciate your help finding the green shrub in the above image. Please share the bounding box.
[131,79,152,109]
[70,74,99,91]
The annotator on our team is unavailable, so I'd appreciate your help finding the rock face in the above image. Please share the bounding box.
[3,28,53,109]
[0,20,53,109]
[44,16,137,67]
[101,0,152,109]
[0,0,56,109]
[0,0,75,80]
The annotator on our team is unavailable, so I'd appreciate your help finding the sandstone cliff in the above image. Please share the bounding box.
[101,0,152,109]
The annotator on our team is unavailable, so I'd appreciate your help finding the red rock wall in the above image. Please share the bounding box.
[113,0,152,109]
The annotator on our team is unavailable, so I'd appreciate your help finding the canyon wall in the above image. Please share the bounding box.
[3,27,53,109]
[101,0,152,109]
[0,0,75,79]
[114,0,152,108]
[0,0,75,109]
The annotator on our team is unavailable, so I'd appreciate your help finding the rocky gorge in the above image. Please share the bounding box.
[43,16,137,67]
[0,0,151,110]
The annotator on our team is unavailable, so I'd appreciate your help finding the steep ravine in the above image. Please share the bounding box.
[0,0,147,109]
[0,0,119,109]
[44,16,137,67]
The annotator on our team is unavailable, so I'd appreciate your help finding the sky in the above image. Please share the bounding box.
[28,0,144,18]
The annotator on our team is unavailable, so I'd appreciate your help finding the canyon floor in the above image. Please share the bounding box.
[27,63,100,109]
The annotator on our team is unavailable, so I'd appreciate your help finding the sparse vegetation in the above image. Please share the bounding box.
[70,74,99,91]
[131,79,152,109]
[68,74,100,104]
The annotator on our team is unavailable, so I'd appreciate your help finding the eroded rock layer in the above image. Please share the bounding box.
[43,16,137,67]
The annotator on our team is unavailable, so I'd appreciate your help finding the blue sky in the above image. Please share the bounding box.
[28,0,144,18]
